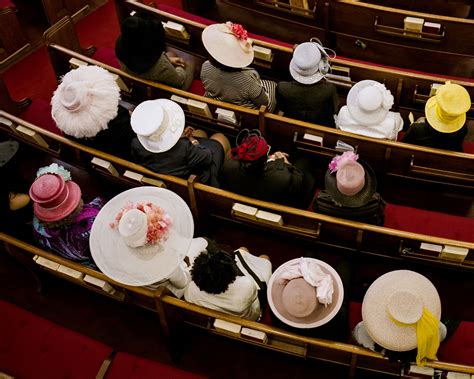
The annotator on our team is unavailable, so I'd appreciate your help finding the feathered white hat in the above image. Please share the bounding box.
[51,65,121,138]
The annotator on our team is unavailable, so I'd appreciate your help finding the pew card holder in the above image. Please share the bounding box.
[374,16,445,44]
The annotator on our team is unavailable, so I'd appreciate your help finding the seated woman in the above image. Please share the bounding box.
[29,164,104,268]
[402,82,471,152]
[276,39,338,127]
[130,99,230,187]
[184,240,272,321]
[115,12,194,90]
[313,152,385,226]
[201,22,277,112]
[220,129,315,208]
[335,80,403,141]
[51,65,135,160]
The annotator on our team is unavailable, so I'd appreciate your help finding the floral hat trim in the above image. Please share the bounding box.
[110,201,172,245]
[36,163,72,181]
[224,21,252,53]
[328,151,359,174]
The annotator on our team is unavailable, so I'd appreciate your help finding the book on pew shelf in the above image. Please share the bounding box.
[408,365,434,377]
[109,73,131,93]
[35,256,60,271]
[164,21,190,39]
[170,94,188,106]
[33,255,39,262]
[123,170,144,183]
[241,328,268,343]
[187,99,213,118]
[255,210,283,226]
[404,17,424,32]
[141,177,166,188]
[335,140,355,153]
[215,108,238,125]
[446,373,470,379]
[328,65,351,82]
[16,126,50,148]
[253,45,273,62]
[83,275,115,293]
[0,116,18,133]
[91,157,119,177]
[429,83,442,97]
[418,243,442,258]
[423,22,441,34]
[69,57,88,69]
[231,203,258,220]
[302,133,323,146]
[440,245,468,262]
[58,265,84,280]
[213,319,242,335]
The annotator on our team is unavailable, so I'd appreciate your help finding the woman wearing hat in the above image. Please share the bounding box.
[115,12,194,90]
[51,65,135,160]
[130,99,230,187]
[313,151,385,225]
[402,82,471,152]
[335,80,403,141]
[276,39,338,127]
[30,164,104,267]
[200,22,277,112]
[353,270,448,366]
[184,240,272,321]
[219,129,315,208]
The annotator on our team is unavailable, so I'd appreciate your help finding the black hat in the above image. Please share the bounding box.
[115,12,166,74]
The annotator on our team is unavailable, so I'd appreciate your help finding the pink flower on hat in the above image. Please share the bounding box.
[225,21,248,41]
[328,151,359,173]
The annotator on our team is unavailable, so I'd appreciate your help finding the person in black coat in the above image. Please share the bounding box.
[219,129,315,208]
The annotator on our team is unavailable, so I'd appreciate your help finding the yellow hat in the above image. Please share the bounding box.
[425,81,471,133]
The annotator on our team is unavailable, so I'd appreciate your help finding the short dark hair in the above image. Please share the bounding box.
[190,244,238,294]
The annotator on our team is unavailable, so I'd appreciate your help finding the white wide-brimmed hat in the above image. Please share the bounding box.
[267,258,344,329]
[362,270,441,352]
[51,65,121,138]
[131,99,185,153]
[202,22,254,68]
[90,187,194,286]
[290,39,331,85]
[347,80,395,126]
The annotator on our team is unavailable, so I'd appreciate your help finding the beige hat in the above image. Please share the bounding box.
[362,270,441,352]
[202,22,254,68]
[51,65,120,138]
[131,99,185,153]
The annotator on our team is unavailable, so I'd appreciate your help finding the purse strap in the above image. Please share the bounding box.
[234,249,266,290]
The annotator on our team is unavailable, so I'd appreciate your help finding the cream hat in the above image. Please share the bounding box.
[289,39,331,85]
[362,270,441,352]
[131,99,185,153]
[202,22,254,68]
[51,65,121,138]
[347,80,394,126]
[90,187,194,286]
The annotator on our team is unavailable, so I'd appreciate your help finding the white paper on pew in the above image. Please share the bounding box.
[335,140,354,152]
[409,364,434,376]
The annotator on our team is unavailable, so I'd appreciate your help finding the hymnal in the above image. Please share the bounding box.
[408,365,434,377]
[418,243,442,258]
[36,256,60,271]
[423,22,441,34]
[446,372,470,379]
[84,275,115,293]
[404,17,424,32]
[0,117,17,133]
[256,210,283,226]
[123,170,144,183]
[241,328,268,343]
[16,126,50,148]
[58,265,84,280]
[216,108,238,125]
[91,157,119,177]
[213,319,242,335]
[253,45,273,62]
[170,94,188,106]
[187,99,213,118]
[440,246,468,262]
[429,83,442,97]
[164,21,190,39]
[303,133,323,146]
[232,203,258,220]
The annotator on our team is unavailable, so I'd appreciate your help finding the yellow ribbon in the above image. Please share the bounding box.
[390,307,440,366]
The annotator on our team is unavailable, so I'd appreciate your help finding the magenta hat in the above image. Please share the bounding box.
[29,174,81,222]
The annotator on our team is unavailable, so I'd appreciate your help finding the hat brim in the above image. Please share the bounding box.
[425,96,466,133]
[90,187,194,286]
[267,258,344,329]
[325,160,377,207]
[289,59,324,85]
[362,270,441,352]
[33,181,81,222]
[347,80,389,126]
[135,99,185,153]
[202,24,254,68]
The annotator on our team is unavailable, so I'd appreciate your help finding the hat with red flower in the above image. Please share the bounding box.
[230,129,269,162]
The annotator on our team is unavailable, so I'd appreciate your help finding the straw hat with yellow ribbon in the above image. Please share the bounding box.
[425,81,471,133]
[362,270,441,366]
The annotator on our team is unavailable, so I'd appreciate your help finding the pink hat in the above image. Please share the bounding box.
[29,174,81,222]
[336,160,365,197]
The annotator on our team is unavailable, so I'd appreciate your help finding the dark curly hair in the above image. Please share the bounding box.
[190,242,239,294]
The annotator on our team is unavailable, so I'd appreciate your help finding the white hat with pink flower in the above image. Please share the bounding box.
[90,187,194,286]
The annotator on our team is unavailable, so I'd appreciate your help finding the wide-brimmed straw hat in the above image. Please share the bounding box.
[325,153,377,207]
[290,39,331,85]
[425,81,471,133]
[131,99,185,153]
[29,173,81,223]
[90,187,194,286]
[115,12,165,73]
[347,80,394,126]
[362,270,441,352]
[202,22,254,68]
[267,258,344,329]
[51,65,120,138]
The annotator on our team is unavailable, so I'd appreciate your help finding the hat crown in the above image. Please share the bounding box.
[30,174,64,203]
[336,161,365,196]
[282,278,318,318]
[60,84,84,112]
[387,290,423,325]
[131,100,165,137]
[436,83,471,116]
[358,86,382,112]
[118,208,148,248]
[293,43,321,72]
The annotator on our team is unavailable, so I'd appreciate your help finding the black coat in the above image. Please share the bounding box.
[402,122,467,152]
